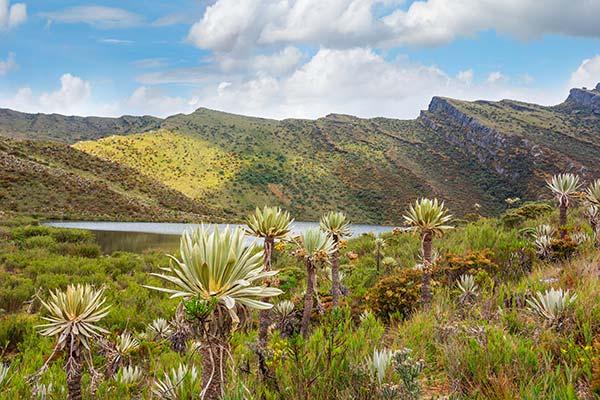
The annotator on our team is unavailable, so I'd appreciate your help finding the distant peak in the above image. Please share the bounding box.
[566,84,600,114]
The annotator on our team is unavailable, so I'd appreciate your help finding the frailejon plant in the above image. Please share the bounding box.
[35,284,110,400]
[0,364,10,389]
[403,198,454,308]
[526,288,577,327]
[546,173,581,236]
[145,226,282,400]
[373,237,386,273]
[245,206,293,353]
[106,331,140,377]
[148,318,172,340]
[584,203,600,248]
[365,348,396,385]
[151,363,200,400]
[457,274,478,304]
[320,211,351,307]
[115,365,144,386]
[294,228,334,337]
[586,179,600,206]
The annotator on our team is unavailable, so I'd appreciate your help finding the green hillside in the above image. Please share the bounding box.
[2,85,599,223]
[74,88,600,223]
[0,136,219,221]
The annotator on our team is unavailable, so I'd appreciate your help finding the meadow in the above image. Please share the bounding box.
[0,175,598,399]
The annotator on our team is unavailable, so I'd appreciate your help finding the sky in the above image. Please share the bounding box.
[0,0,600,119]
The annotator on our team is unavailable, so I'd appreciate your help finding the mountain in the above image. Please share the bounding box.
[2,84,600,223]
[0,108,161,143]
[0,136,219,221]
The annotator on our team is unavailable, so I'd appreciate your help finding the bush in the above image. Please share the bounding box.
[365,268,422,321]
[0,272,35,312]
[0,314,36,352]
[22,235,57,250]
[549,236,579,261]
[501,201,553,228]
[435,250,499,285]
[55,242,101,258]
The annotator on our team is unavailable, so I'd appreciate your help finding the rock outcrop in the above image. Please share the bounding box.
[566,83,600,114]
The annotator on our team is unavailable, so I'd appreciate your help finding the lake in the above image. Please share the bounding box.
[44,221,395,254]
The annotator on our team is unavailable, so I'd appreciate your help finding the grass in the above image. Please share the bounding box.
[0,199,597,398]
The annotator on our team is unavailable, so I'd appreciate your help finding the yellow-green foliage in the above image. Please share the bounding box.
[75,130,240,199]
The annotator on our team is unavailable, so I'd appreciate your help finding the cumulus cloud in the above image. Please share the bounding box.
[2,73,93,115]
[0,0,26,30]
[190,47,561,120]
[187,0,600,52]
[40,6,142,29]
[569,55,600,89]
[0,52,17,75]
[123,86,198,117]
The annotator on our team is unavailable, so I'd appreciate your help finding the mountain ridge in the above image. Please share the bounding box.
[1,84,599,223]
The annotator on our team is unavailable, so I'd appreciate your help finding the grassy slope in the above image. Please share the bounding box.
[0,108,162,143]
[74,109,507,223]
[0,136,219,221]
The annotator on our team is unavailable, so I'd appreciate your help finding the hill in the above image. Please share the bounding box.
[0,136,219,221]
[1,84,599,223]
[0,108,161,143]
[74,85,600,223]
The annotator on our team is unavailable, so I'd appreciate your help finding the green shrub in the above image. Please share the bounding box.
[22,235,57,250]
[0,314,36,352]
[501,201,553,228]
[365,268,422,321]
[55,242,101,258]
[0,272,35,312]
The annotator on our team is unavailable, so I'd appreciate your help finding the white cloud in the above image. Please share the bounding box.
[187,0,600,53]
[0,52,17,75]
[0,0,26,30]
[191,47,561,120]
[40,6,142,29]
[457,69,473,85]
[99,38,134,45]
[486,71,506,84]
[2,73,93,115]
[252,46,304,76]
[123,86,197,117]
[569,55,600,90]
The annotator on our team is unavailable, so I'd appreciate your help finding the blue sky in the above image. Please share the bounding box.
[0,0,599,119]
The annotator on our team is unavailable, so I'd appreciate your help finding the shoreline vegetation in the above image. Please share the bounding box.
[0,175,598,398]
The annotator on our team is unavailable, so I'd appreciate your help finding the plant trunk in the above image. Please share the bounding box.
[301,260,316,338]
[331,235,341,308]
[559,203,568,238]
[258,237,274,379]
[66,339,83,400]
[201,336,229,400]
[258,237,274,346]
[421,232,433,309]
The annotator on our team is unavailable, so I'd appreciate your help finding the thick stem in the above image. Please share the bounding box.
[331,235,341,308]
[421,232,433,309]
[559,203,568,238]
[201,336,229,400]
[258,237,274,347]
[66,338,83,400]
[301,259,316,338]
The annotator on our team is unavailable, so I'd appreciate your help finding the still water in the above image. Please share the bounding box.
[44,221,394,254]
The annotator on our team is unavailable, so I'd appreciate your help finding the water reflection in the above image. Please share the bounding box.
[45,221,394,254]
